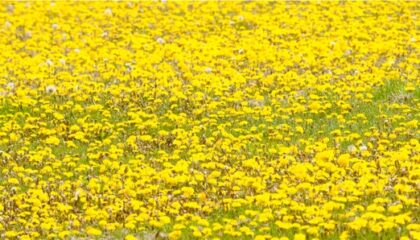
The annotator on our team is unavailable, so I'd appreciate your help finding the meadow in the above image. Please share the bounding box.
[0,1,419,240]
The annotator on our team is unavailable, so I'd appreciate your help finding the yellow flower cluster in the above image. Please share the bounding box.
[0,1,419,240]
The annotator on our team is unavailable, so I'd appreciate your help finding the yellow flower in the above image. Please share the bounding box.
[58,231,71,239]
[314,150,335,164]
[181,186,195,198]
[192,230,202,238]
[294,233,306,240]
[8,178,19,185]
[0,1,418,239]
[45,136,60,145]
[53,112,65,120]
[86,227,102,236]
[5,231,18,238]
[369,223,382,233]
[275,221,293,230]
[339,231,349,240]
[410,231,420,240]
[125,234,137,240]
[168,230,182,240]
[337,154,350,167]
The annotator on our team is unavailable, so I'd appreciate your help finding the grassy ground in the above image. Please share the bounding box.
[0,2,419,240]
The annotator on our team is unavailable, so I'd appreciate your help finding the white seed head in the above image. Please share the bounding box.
[6,4,14,13]
[46,85,57,94]
[347,145,356,153]
[46,59,54,66]
[5,21,11,28]
[6,82,15,89]
[156,37,165,44]
[104,8,113,15]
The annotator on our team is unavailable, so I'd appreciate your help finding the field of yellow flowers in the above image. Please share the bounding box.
[0,1,419,240]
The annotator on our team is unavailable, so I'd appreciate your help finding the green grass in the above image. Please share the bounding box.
[0,79,418,239]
